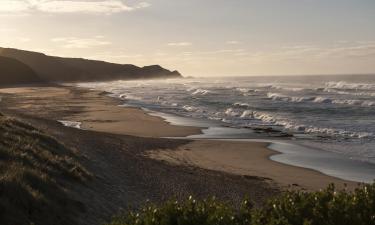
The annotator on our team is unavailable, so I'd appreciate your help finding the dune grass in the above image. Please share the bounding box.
[0,113,91,225]
[108,183,375,225]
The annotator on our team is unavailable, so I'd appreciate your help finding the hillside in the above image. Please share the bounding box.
[0,113,90,225]
[0,47,182,82]
[0,56,42,86]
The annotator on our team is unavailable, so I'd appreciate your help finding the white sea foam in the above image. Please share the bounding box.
[323,88,375,97]
[325,81,375,90]
[182,105,204,113]
[191,89,211,95]
[249,112,373,139]
[233,102,250,107]
[267,92,375,107]
[272,86,309,92]
[182,105,197,112]
[58,120,82,129]
[267,92,315,103]
[236,87,256,93]
[240,110,254,118]
[224,108,241,117]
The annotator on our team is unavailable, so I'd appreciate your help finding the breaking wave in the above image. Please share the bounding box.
[267,92,375,107]
[191,89,211,95]
[325,81,375,90]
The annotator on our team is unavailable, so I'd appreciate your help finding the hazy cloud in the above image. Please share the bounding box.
[51,37,111,48]
[167,42,192,47]
[0,0,150,14]
[226,41,241,45]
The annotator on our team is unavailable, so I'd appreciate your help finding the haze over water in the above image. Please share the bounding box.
[79,74,375,165]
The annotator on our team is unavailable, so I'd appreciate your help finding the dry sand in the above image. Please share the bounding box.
[0,85,357,192]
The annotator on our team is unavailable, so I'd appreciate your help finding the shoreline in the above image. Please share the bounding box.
[0,85,361,191]
[132,104,374,185]
[147,140,357,190]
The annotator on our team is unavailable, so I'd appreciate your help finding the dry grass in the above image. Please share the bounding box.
[0,113,91,225]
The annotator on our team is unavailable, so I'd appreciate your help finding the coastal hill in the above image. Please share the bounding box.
[0,56,42,85]
[0,47,182,83]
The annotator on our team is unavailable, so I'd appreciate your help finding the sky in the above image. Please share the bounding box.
[0,0,374,77]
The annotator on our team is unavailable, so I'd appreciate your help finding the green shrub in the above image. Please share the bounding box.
[108,183,375,225]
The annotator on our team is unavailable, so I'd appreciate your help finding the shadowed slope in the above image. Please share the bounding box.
[0,56,42,86]
[0,113,90,225]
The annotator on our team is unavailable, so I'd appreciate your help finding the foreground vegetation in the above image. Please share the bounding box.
[0,113,90,225]
[109,183,375,225]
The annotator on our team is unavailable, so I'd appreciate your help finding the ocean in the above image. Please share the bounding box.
[77,74,375,182]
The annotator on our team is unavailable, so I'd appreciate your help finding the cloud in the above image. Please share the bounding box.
[0,0,150,15]
[51,37,111,48]
[167,42,192,47]
[226,41,241,45]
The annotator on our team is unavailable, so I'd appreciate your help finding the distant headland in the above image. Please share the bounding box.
[0,47,182,85]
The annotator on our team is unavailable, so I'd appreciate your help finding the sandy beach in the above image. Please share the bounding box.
[0,86,201,137]
[148,140,356,190]
[0,85,279,224]
[0,84,358,194]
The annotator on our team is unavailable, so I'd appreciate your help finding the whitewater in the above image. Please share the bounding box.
[77,74,375,165]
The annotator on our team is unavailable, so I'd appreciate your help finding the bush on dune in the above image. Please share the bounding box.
[108,183,375,225]
[0,114,91,225]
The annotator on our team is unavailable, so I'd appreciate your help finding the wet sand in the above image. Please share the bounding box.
[148,140,357,190]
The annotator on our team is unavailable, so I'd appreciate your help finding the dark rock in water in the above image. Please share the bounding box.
[253,127,282,133]
[277,133,294,138]
[251,126,293,137]
[0,56,42,86]
[0,47,182,83]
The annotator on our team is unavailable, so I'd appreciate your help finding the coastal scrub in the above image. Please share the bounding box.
[108,183,375,225]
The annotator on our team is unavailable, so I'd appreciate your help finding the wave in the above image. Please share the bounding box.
[332,99,375,107]
[236,88,256,93]
[249,112,373,139]
[325,81,375,90]
[233,102,250,108]
[312,97,332,103]
[182,105,200,112]
[271,86,311,92]
[323,88,375,97]
[191,89,211,95]
[304,127,373,139]
[267,92,315,103]
[240,110,254,118]
[267,92,375,107]
[224,108,241,117]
